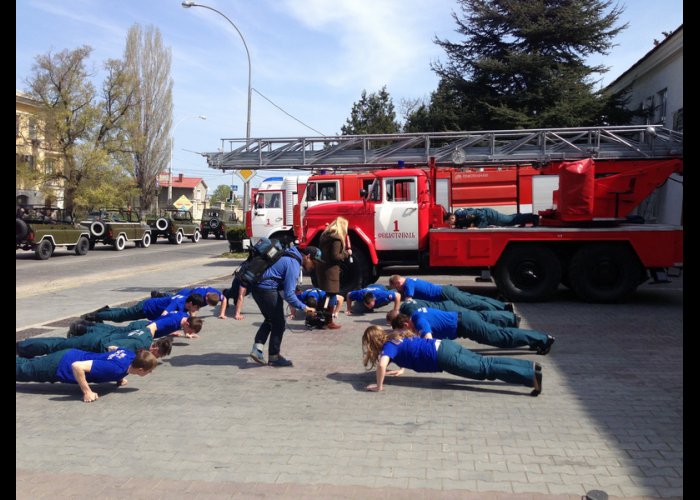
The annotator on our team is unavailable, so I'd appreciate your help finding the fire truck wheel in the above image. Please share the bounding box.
[568,244,641,303]
[493,245,561,302]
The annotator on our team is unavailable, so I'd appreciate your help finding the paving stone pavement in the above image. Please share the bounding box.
[16,273,682,499]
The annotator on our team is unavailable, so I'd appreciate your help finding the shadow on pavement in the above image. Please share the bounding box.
[326,371,528,396]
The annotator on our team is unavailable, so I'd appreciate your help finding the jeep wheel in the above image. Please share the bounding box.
[191,230,201,243]
[140,232,152,248]
[75,236,90,255]
[169,231,183,245]
[16,218,29,243]
[35,239,53,260]
[90,221,106,238]
[201,231,209,239]
[209,218,219,229]
[156,218,169,231]
[215,232,223,240]
[113,234,127,251]
[88,240,96,250]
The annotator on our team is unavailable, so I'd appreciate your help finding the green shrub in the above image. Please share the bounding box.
[226,225,247,252]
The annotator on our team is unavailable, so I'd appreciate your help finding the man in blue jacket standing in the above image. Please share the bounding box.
[249,246,323,367]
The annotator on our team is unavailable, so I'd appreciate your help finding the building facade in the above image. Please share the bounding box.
[605,25,683,225]
[16,90,64,209]
[156,172,208,220]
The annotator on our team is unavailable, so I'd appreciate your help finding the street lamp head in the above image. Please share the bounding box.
[181,1,196,7]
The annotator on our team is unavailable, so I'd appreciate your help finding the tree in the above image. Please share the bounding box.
[341,86,401,135]
[122,24,173,216]
[411,0,633,131]
[210,184,233,204]
[27,46,137,213]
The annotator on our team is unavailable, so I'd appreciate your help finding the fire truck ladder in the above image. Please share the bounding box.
[203,125,683,171]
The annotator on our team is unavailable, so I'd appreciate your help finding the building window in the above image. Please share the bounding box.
[673,108,683,132]
[654,88,667,125]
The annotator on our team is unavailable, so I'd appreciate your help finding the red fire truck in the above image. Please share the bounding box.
[209,126,683,302]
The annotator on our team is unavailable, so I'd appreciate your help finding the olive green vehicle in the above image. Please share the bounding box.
[79,209,152,251]
[147,208,201,244]
[16,206,91,260]
[199,208,237,239]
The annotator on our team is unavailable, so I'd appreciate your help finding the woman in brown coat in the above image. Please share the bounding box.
[316,216,350,329]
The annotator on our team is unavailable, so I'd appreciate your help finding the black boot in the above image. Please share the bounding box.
[80,305,108,323]
[150,290,167,298]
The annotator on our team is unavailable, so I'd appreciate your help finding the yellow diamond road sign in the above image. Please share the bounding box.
[173,195,193,210]
[236,169,255,182]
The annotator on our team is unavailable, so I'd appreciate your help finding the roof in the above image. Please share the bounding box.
[159,174,207,189]
[606,24,683,91]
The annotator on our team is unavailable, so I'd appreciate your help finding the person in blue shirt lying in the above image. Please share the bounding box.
[388,275,512,312]
[362,325,542,396]
[345,284,401,316]
[388,306,555,354]
[151,286,227,319]
[68,312,203,339]
[81,293,205,323]
[16,348,159,403]
[288,287,344,320]
[444,208,539,228]
[399,298,519,328]
[16,325,174,359]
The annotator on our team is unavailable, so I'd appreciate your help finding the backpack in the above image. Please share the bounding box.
[233,237,301,290]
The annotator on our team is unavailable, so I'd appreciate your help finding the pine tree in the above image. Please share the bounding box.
[341,86,401,135]
[412,0,633,131]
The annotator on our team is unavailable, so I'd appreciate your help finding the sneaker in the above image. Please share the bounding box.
[536,335,556,355]
[249,346,266,365]
[268,355,294,367]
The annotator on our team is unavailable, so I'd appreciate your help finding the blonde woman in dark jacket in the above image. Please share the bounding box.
[315,216,351,329]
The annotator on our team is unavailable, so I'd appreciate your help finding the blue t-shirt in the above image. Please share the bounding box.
[56,348,135,384]
[348,287,396,308]
[257,248,306,311]
[402,278,443,301]
[100,329,153,352]
[142,296,180,319]
[163,294,191,314]
[151,312,188,338]
[411,307,458,339]
[298,288,327,305]
[381,337,439,373]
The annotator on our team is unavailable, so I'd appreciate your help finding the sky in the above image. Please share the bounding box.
[16,0,683,194]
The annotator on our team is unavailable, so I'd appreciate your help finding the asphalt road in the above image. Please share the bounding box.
[16,237,237,332]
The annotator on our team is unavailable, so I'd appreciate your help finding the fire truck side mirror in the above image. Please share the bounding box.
[359,189,368,198]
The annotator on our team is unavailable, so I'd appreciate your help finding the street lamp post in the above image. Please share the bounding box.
[181,0,253,216]
[168,114,207,206]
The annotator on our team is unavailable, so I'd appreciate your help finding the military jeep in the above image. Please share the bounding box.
[200,208,237,239]
[16,206,91,260]
[79,208,152,251]
[147,208,201,244]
